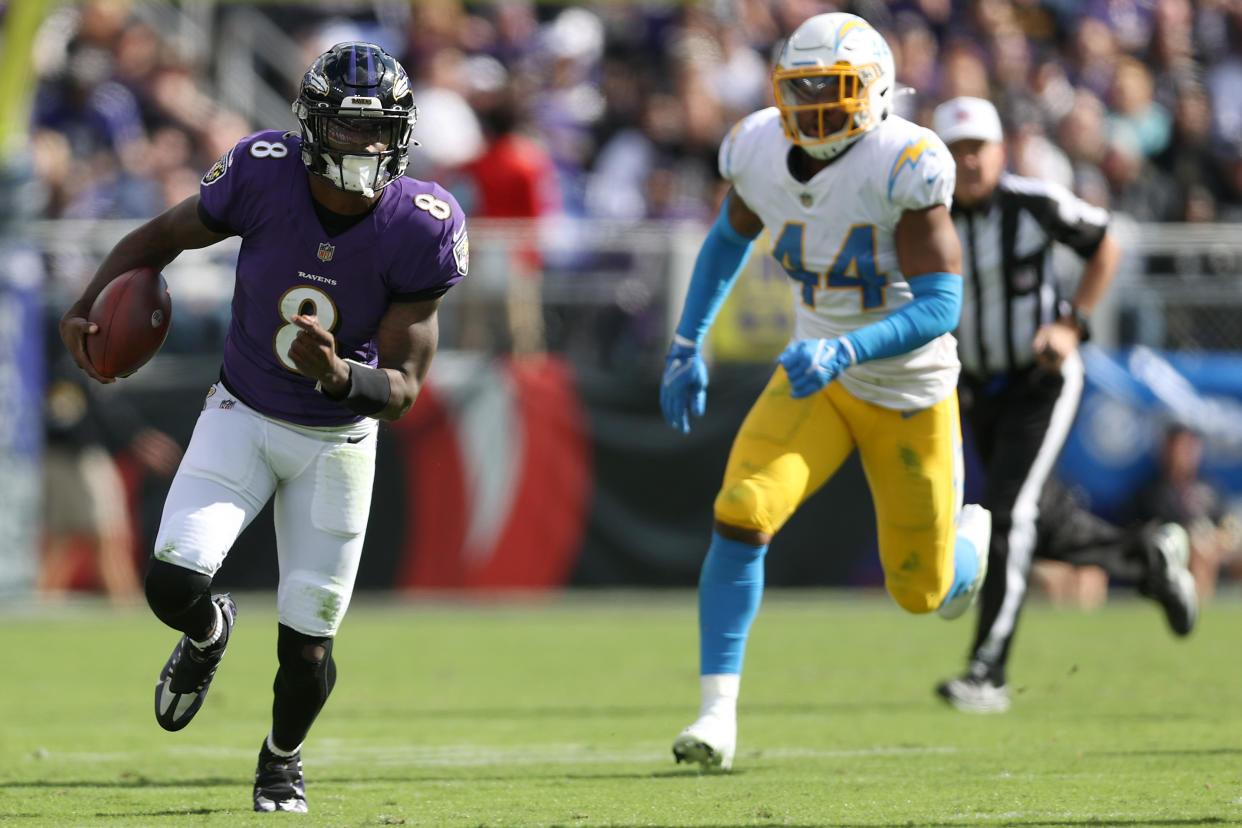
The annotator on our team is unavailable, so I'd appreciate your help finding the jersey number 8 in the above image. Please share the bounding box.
[249,140,289,159]
[413,192,452,220]
[274,285,338,371]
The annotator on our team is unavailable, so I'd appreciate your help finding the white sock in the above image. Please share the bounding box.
[266,732,302,758]
[189,602,223,650]
[698,673,740,719]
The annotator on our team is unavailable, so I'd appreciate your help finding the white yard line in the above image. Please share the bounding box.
[36,743,959,767]
[950,812,1168,822]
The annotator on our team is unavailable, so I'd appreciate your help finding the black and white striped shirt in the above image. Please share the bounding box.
[952,173,1109,378]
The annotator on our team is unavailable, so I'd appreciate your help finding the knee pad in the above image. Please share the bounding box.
[713,478,794,537]
[270,624,338,750]
[275,624,337,699]
[880,539,946,613]
[144,559,213,630]
[886,579,941,614]
[878,530,954,615]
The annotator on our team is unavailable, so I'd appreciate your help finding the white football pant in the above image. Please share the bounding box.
[154,383,378,636]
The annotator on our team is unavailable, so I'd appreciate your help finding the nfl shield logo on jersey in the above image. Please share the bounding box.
[317,242,335,262]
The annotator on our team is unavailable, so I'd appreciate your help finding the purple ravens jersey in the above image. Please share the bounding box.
[198,130,467,426]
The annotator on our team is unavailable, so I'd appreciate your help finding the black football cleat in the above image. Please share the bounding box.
[254,740,308,813]
[154,594,237,731]
[1143,523,1198,636]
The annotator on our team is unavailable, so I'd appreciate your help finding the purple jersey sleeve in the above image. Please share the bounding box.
[195,129,464,427]
[376,179,468,299]
[198,131,278,234]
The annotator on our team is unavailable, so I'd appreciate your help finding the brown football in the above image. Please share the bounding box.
[85,266,172,378]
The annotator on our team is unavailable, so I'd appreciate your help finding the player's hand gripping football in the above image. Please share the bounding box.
[58,310,113,384]
[777,337,853,398]
[288,315,350,394]
[660,339,709,434]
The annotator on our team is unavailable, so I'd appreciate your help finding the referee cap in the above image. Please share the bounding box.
[933,96,1004,145]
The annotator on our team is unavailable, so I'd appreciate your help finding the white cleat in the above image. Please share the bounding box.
[1147,522,1198,637]
[672,714,736,771]
[936,674,1011,713]
[938,504,992,620]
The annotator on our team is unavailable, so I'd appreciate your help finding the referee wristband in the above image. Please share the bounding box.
[317,359,391,417]
[1056,299,1091,342]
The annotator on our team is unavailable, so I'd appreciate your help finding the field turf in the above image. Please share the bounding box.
[1,590,1239,826]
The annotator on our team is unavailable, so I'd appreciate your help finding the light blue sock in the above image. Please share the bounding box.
[699,531,768,675]
[941,533,980,607]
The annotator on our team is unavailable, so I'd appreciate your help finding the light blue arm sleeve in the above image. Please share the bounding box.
[842,272,962,363]
[673,198,756,346]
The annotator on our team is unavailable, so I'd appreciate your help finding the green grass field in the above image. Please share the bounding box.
[1,589,1239,827]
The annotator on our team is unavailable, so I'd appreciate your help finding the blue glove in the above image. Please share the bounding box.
[661,339,709,433]
[777,337,854,399]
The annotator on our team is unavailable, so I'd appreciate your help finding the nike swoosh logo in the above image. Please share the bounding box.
[453,223,467,241]
[925,172,941,185]
[662,359,693,388]
[346,434,366,444]
[900,408,926,419]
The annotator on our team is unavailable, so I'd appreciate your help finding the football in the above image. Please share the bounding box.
[84,266,173,378]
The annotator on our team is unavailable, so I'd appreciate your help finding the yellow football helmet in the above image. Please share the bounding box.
[772,13,895,160]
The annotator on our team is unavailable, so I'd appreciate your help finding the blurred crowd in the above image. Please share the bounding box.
[16,0,1242,602]
[24,0,1242,231]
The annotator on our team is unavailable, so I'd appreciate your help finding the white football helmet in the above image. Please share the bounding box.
[772,13,895,160]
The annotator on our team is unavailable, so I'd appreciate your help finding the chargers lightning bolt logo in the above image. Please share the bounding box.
[888,137,936,197]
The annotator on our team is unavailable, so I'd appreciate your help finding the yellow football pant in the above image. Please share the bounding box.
[714,369,963,613]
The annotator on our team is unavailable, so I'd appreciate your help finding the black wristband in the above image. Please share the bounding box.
[1056,299,1091,342]
[319,360,391,417]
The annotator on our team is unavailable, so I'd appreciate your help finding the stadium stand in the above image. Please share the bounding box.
[14,0,1242,596]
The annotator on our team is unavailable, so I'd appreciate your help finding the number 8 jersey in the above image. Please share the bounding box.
[721,109,959,410]
[199,129,468,426]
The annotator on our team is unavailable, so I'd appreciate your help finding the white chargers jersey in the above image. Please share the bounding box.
[720,108,960,409]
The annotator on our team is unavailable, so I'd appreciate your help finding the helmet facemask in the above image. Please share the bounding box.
[294,104,416,197]
[774,62,882,160]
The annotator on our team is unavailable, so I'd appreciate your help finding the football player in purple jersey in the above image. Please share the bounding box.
[59,42,468,813]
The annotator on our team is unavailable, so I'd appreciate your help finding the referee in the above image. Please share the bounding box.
[930,97,1198,713]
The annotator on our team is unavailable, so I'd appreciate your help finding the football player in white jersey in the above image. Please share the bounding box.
[659,12,992,770]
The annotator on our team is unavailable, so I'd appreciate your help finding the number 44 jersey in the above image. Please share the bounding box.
[198,129,467,426]
[721,109,959,410]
